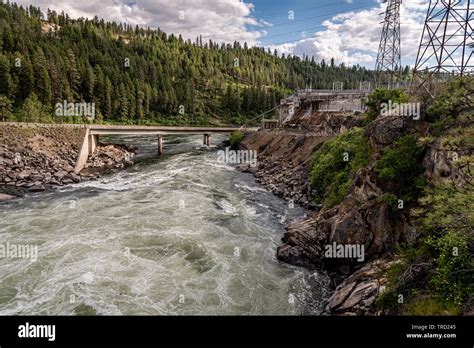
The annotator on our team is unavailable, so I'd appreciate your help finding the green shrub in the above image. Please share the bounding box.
[377,185,473,314]
[376,260,407,312]
[426,78,474,123]
[364,88,410,122]
[19,93,52,123]
[379,193,400,211]
[374,134,426,202]
[403,296,461,316]
[310,128,371,208]
[376,290,400,312]
[229,131,244,149]
[417,185,474,307]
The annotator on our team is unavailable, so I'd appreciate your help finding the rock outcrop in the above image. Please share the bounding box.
[240,113,426,315]
[322,257,399,315]
[276,167,417,273]
[423,138,472,188]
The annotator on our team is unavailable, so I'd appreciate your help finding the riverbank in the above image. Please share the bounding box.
[0,124,135,200]
[239,121,410,314]
[240,104,472,315]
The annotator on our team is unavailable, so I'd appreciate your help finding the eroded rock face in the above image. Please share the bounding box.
[323,257,399,316]
[423,139,471,188]
[288,107,365,136]
[239,114,366,211]
[365,115,407,148]
[277,168,417,272]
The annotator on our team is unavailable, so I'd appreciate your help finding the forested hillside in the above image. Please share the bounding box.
[0,1,375,125]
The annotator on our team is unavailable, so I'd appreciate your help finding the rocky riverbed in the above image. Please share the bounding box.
[0,124,135,200]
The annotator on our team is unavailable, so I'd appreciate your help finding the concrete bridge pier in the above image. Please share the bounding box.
[89,134,99,153]
[203,134,211,146]
[158,135,163,156]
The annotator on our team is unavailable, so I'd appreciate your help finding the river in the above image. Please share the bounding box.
[0,134,330,315]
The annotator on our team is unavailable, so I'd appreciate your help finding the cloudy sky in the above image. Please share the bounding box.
[14,0,433,68]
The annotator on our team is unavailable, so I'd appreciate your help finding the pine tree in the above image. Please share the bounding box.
[32,50,52,106]
[83,66,96,102]
[0,53,14,98]
[20,93,46,123]
[66,49,81,100]
[118,83,129,121]
[0,95,13,122]
[103,77,112,119]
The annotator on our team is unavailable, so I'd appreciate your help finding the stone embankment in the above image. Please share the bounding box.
[0,124,134,200]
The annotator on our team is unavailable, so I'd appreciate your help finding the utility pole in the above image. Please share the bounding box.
[375,0,402,88]
[412,0,473,95]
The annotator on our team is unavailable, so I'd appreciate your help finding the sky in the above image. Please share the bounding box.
[12,0,435,68]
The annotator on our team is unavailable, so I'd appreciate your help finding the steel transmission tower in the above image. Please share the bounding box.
[412,0,473,93]
[375,0,403,87]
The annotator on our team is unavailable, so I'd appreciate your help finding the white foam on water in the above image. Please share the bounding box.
[0,135,330,315]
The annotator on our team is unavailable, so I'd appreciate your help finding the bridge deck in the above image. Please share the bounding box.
[0,122,256,133]
[88,125,257,135]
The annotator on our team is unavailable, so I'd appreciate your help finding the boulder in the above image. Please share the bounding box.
[323,257,399,315]
[0,193,17,202]
[64,173,81,183]
[30,174,44,182]
[365,115,409,149]
[29,184,45,192]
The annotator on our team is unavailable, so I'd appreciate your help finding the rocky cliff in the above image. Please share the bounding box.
[240,90,473,316]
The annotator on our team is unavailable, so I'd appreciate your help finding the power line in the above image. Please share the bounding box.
[257,8,376,45]
[259,3,376,42]
[261,27,368,48]
[253,1,348,21]
[201,3,376,41]
[258,9,377,47]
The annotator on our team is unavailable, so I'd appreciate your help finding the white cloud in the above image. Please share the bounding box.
[267,0,428,68]
[14,0,265,45]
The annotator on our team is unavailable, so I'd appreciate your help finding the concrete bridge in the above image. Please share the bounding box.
[75,125,257,173]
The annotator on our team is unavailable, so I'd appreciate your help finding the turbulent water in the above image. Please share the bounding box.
[0,135,330,315]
